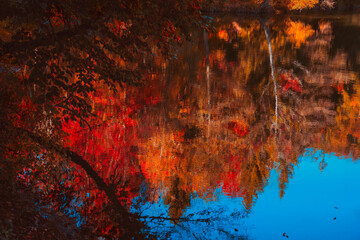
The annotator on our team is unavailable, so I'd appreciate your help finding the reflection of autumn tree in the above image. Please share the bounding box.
[139,23,276,213]
[139,16,360,220]
[299,20,360,158]
[330,84,360,157]
[3,9,359,239]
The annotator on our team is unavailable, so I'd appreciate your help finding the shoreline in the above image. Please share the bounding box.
[201,4,360,15]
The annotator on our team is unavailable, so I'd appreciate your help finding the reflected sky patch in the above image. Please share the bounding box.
[133,149,360,239]
[245,149,360,240]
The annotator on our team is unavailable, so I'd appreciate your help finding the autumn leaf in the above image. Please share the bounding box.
[288,0,319,10]
[285,20,314,48]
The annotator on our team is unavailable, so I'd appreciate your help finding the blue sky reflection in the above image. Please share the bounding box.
[133,148,360,239]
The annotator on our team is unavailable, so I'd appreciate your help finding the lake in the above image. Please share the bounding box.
[116,14,360,239]
[26,13,360,239]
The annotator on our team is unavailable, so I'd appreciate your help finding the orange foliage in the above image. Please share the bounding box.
[218,29,229,41]
[285,20,314,48]
[288,0,319,10]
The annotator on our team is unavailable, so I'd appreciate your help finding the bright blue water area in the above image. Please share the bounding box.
[244,149,360,240]
[132,149,360,239]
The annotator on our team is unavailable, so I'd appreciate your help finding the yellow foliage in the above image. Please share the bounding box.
[288,0,319,10]
[285,20,314,48]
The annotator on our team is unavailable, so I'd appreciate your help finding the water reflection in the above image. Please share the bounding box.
[128,15,360,238]
[244,149,360,240]
[133,149,360,239]
[53,15,360,238]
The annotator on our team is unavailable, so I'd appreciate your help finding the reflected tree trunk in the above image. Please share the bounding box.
[203,30,211,137]
[260,20,278,129]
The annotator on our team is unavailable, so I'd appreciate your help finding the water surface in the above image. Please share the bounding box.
[63,14,360,239]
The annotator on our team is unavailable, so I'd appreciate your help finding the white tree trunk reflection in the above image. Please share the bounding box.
[261,20,278,129]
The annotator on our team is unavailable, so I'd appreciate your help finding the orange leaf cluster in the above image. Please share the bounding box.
[288,0,319,10]
[285,20,314,48]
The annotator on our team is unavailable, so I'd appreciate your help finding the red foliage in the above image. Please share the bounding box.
[280,73,303,93]
[9,97,37,129]
[60,81,162,210]
[220,155,246,197]
[106,19,127,37]
[47,8,65,27]
[163,20,182,43]
[173,130,185,142]
[332,83,344,93]
[227,121,248,137]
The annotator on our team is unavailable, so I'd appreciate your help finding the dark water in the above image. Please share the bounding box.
[120,14,360,239]
[49,14,360,239]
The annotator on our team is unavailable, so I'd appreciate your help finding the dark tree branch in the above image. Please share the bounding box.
[21,129,130,218]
